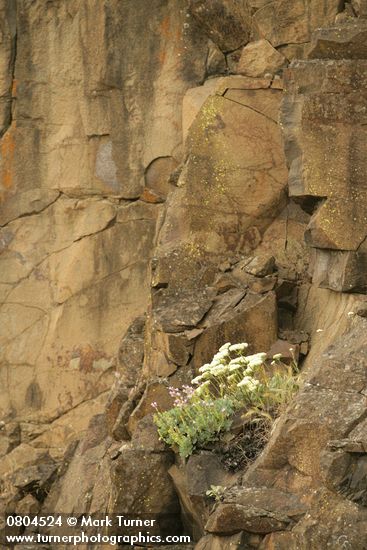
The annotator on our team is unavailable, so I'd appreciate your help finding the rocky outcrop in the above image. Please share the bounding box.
[0,0,207,449]
[1,1,367,549]
[281,19,367,292]
[205,487,307,534]
[252,0,341,48]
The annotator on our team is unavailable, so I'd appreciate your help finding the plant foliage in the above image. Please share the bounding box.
[153,343,299,458]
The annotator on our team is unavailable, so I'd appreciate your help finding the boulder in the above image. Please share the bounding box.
[188,0,251,52]
[43,414,111,516]
[282,56,367,249]
[243,255,276,277]
[150,247,218,292]
[291,489,367,549]
[12,459,58,501]
[281,22,367,292]
[253,0,341,47]
[169,453,237,539]
[144,156,178,200]
[308,22,367,59]
[182,75,281,143]
[154,332,193,367]
[182,79,220,141]
[201,288,247,325]
[109,445,180,538]
[311,246,367,293]
[159,81,287,259]
[237,40,287,77]
[130,414,166,452]
[205,486,307,535]
[144,329,193,378]
[193,292,278,371]
[243,319,367,485]
[205,503,291,535]
[152,288,215,333]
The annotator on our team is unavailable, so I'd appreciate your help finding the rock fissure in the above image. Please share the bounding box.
[0,191,61,228]
[222,94,279,124]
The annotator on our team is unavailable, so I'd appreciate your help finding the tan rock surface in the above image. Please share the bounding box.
[308,21,367,59]
[188,0,252,52]
[1,1,207,201]
[43,414,112,516]
[160,84,288,258]
[281,22,367,294]
[109,444,180,535]
[0,0,208,426]
[0,443,49,478]
[253,0,341,47]
[2,4,367,548]
[282,57,367,252]
[182,79,220,141]
[193,292,278,371]
[290,490,367,549]
[0,200,159,420]
[237,39,287,77]
[169,454,231,537]
[352,0,367,16]
[243,316,367,484]
[206,487,306,535]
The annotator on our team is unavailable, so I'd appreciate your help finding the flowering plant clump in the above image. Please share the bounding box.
[153,343,299,458]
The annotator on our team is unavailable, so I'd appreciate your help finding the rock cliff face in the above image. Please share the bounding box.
[0,1,367,549]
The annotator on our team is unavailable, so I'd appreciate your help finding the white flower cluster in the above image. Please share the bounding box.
[191,342,268,393]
